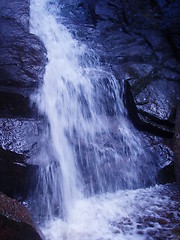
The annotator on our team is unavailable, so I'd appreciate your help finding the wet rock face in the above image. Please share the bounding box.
[0,0,45,235]
[0,118,41,199]
[0,0,46,199]
[0,0,47,118]
[96,0,180,136]
[0,147,39,200]
[0,9,48,237]
[58,0,180,181]
[61,0,180,137]
[0,118,40,155]
[0,192,43,240]
[127,78,180,136]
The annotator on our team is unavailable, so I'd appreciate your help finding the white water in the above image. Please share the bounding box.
[41,184,179,240]
[29,0,165,239]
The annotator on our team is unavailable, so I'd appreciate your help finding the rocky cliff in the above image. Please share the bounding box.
[0,0,46,198]
[0,0,46,238]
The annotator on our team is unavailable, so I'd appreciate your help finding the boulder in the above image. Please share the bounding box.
[0,192,43,240]
[126,78,180,136]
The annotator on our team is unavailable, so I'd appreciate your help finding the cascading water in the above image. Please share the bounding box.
[28,0,175,239]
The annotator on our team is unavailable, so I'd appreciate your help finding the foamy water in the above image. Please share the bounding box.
[41,184,179,240]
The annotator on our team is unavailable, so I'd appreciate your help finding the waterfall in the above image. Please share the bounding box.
[30,0,157,225]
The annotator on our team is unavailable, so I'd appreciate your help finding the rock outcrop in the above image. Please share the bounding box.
[0,0,46,118]
[59,0,180,138]
[0,192,43,240]
[58,0,180,182]
[95,0,180,137]
[0,0,46,197]
[0,0,46,238]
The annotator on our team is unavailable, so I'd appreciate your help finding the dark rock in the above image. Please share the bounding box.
[142,134,174,165]
[140,30,173,62]
[0,0,45,202]
[0,92,33,118]
[0,0,47,118]
[126,78,180,136]
[0,118,40,199]
[158,162,176,184]
[174,103,180,191]
[103,32,154,64]
[74,1,180,140]
[0,0,29,30]
[139,131,176,184]
[0,192,43,240]
[57,0,180,185]
[0,147,38,200]
[124,80,174,137]
[157,0,180,60]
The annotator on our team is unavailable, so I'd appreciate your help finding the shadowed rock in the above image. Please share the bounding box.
[0,0,47,118]
[0,192,43,240]
[0,147,39,200]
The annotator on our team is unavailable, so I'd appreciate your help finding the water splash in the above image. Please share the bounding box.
[30,0,157,221]
[41,184,180,240]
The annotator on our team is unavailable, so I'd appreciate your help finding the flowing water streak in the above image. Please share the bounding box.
[30,0,113,218]
[30,0,157,221]
[30,0,84,217]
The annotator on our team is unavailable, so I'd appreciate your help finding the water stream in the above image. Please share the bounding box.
[30,1,179,239]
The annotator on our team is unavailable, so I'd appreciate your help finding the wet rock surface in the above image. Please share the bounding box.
[0,0,46,236]
[0,192,43,240]
[62,0,180,135]
[0,0,46,199]
[0,118,40,155]
[57,0,180,183]
[0,0,47,118]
